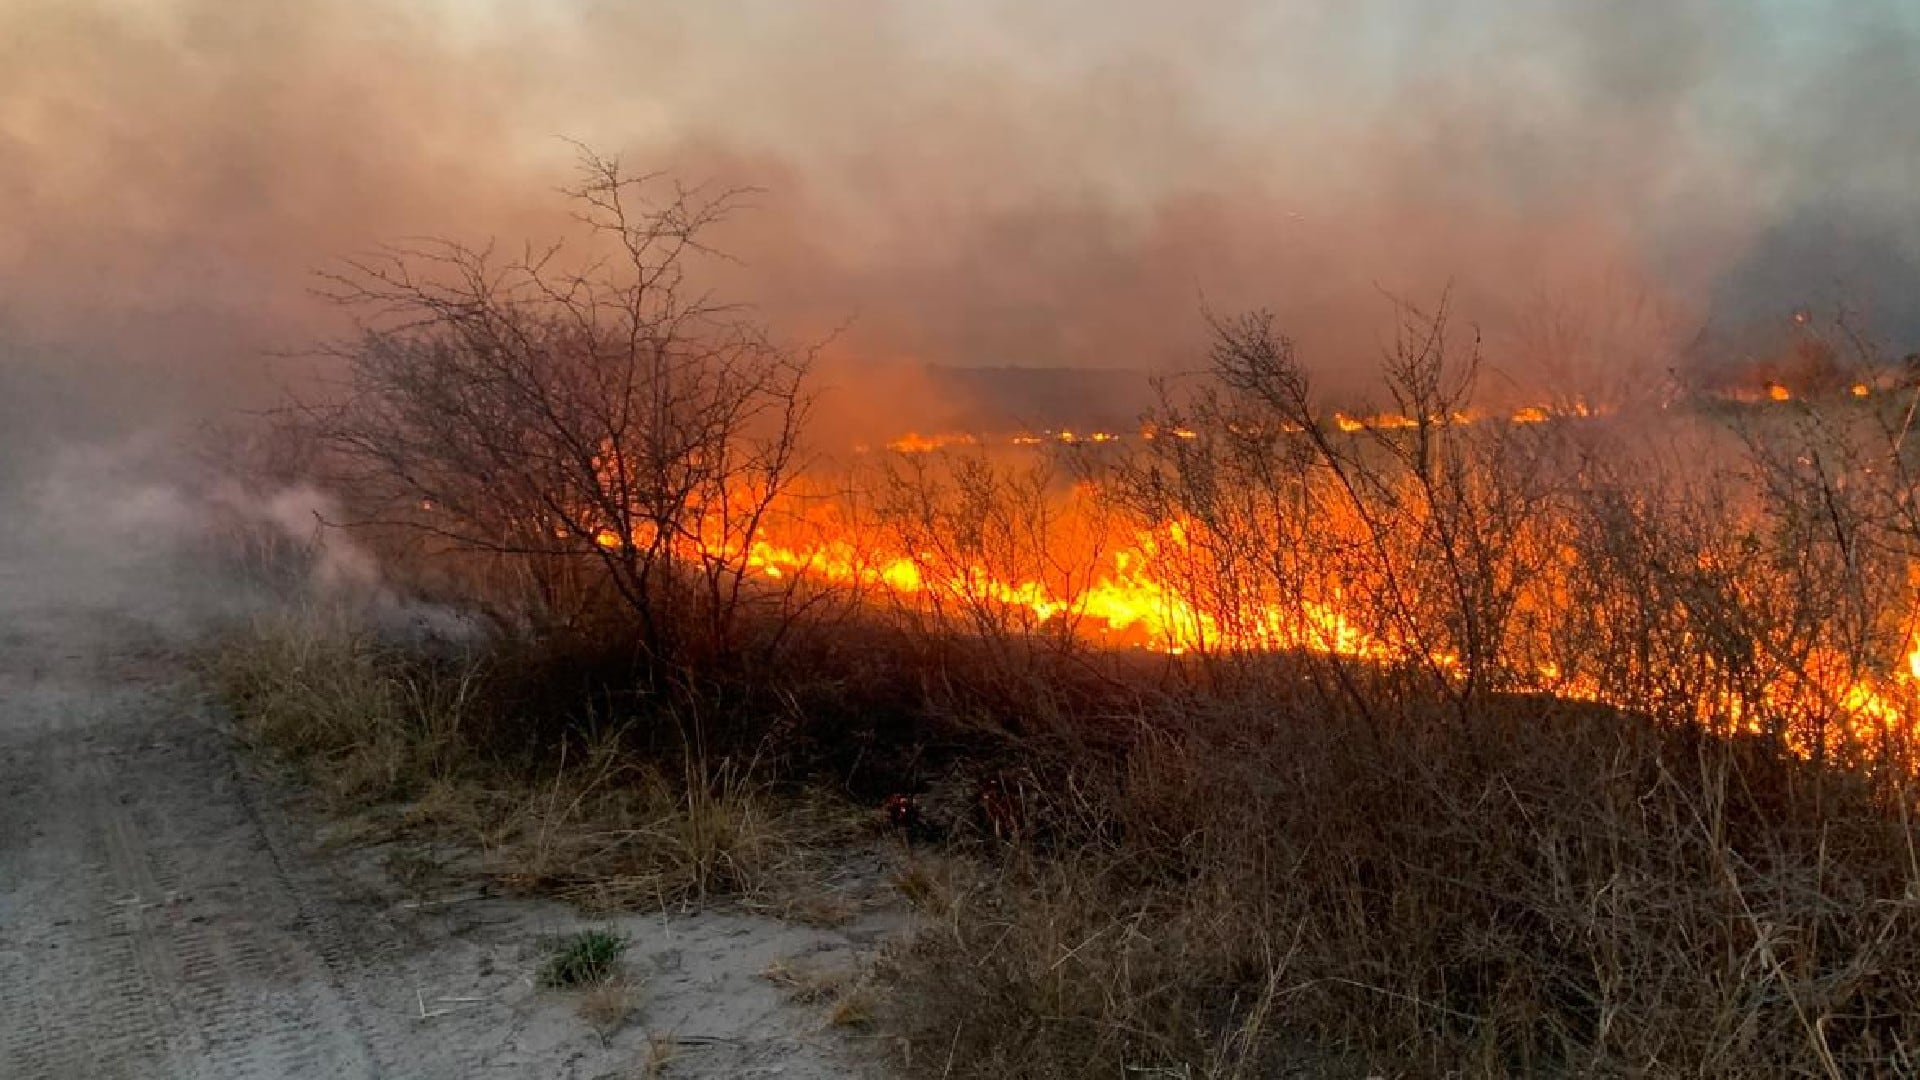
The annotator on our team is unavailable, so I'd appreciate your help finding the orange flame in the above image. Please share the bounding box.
[579,413,1920,757]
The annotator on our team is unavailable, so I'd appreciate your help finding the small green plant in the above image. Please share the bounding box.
[539,927,629,988]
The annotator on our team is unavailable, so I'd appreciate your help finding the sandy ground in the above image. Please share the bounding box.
[0,521,900,1079]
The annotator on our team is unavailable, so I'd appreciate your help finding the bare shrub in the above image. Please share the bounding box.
[1729,313,1920,765]
[1113,297,1572,713]
[307,149,813,679]
[1105,297,1920,762]
[871,450,1121,658]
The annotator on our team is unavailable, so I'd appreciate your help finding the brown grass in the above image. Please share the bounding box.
[763,956,882,1030]
[500,746,790,909]
[877,691,1920,1078]
[642,1031,684,1078]
[576,976,641,1044]
[208,608,836,913]
[207,609,479,806]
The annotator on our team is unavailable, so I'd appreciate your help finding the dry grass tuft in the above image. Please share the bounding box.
[642,1031,683,1078]
[763,957,881,1030]
[208,609,478,806]
[497,749,795,911]
[889,854,969,916]
[825,982,881,1030]
[576,976,641,1043]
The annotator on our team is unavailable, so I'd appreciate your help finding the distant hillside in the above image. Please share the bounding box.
[920,365,1161,434]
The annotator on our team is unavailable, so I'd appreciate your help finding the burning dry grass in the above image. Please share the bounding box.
[210,520,1920,1074]
[209,262,1920,1075]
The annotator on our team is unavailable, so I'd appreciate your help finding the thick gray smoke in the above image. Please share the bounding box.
[2,0,1916,439]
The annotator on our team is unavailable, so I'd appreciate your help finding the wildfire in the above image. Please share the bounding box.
[725,502,1920,747]
[885,431,980,453]
[728,513,1400,658]
[1141,423,1198,441]
[1329,403,1621,433]
[873,405,1618,455]
[576,389,1920,758]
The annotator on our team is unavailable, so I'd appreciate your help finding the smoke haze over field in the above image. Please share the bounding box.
[2,0,1918,439]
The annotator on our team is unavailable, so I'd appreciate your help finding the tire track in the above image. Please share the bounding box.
[0,531,891,1080]
[0,603,381,1079]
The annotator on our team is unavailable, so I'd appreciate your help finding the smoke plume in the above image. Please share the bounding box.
[3,0,1917,438]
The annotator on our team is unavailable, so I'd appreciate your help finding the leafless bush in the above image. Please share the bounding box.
[1100,297,1920,766]
[873,450,1115,658]
[1113,297,1571,714]
[306,149,813,679]
[1726,312,1920,765]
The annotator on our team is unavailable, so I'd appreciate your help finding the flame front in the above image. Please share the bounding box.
[576,391,1920,760]
[729,502,1920,748]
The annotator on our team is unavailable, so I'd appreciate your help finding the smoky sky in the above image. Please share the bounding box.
[2,0,1917,434]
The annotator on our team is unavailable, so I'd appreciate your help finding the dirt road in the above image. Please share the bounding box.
[0,524,890,1078]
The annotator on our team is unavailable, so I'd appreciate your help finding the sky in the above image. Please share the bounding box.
[1,0,1916,431]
